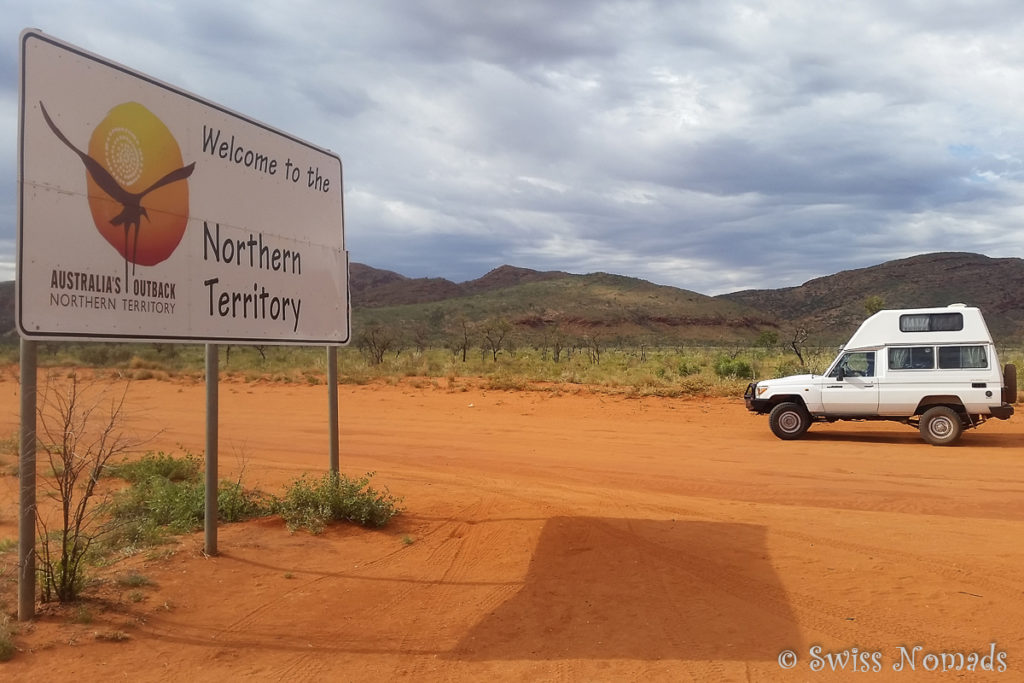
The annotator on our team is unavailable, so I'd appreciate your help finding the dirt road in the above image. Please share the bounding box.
[1,375,1022,680]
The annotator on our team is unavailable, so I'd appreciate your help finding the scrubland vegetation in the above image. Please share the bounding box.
[2,337,1021,399]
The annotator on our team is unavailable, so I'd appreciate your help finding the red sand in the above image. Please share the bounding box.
[1,374,1023,681]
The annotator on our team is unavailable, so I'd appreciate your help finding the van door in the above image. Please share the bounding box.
[821,351,880,415]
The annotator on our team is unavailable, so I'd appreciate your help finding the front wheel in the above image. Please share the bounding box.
[769,402,811,440]
[919,406,963,446]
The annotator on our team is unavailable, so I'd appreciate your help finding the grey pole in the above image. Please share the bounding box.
[328,346,339,474]
[205,344,218,556]
[18,338,37,621]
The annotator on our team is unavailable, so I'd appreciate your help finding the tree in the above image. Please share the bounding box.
[864,295,886,316]
[226,344,268,366]
[755,330,779,349]
[481,317,512,362]
[637,335,654,363]
[356,323,398,365]
[409,322,431,353]
[790,327,809,366]
[35,373,145,603]
[582,333,604,365]
[447,316,473,362]
[542,322,567,363]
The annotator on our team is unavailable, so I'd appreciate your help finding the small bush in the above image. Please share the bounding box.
[76,344,133,367]
[713,355,753,379]
[0,433,18,456]
[94,630,130,642]
[676,358,702,376]
[774,359,806,377]
[116,572,154,588]
[485,374,527,391]
[277,472,403,534]
[218,481,275,523]
[104,452,206,550]
[128,356,164,370]
[135,477,204,531]
[105,453,401,551]
[108,451,202,484]
[107,475,271,539]
[0,614,15,662]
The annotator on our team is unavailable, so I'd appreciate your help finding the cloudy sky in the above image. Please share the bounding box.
[5,1,1024,295]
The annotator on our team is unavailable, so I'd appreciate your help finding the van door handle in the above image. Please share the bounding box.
[827,385,843,388]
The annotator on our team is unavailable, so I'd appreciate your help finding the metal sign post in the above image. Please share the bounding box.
[329,346,339,474]
[205,344,219,555]
[18,339,37,620]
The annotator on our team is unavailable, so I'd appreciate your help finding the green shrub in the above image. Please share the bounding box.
[218,481,275,523]
[75,344,134,367]
[676,357,702,376]
[107,474,273,539]
[277,471,403,534]
[713,355,753,379]
[104,452,207,549]
[0,614,14,662]
[109,475,204,534]
[105,452,392,547]
[115,572,154,588]
[108,451,202,484]
[774,359,806,377]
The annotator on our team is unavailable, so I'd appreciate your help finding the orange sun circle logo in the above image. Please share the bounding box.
[86,102,192,268]
[40,100,195,279]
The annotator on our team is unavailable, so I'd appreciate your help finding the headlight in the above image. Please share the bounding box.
[757,387,769,396]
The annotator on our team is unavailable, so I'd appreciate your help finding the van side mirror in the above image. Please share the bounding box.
[834,366,845,380]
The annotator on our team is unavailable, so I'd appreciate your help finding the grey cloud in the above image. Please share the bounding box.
[4,1,1024,297]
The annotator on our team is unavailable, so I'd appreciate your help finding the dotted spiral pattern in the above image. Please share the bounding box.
[104,126,144,188]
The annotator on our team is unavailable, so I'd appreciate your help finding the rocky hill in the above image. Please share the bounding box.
[350,263,569,307]
[719,252,1024,342]
[352,266,775,344]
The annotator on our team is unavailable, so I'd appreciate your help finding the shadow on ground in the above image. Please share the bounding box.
[452,517,801,661]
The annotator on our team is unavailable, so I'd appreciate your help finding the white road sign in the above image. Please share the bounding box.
[18,30,350,344]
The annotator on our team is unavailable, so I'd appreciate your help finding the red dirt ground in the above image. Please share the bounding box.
[1,373,1023,681]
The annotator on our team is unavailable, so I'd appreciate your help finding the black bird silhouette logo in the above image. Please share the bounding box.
[39,101,196,282]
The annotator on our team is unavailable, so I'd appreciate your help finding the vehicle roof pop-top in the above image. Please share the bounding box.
[841,304,993,352]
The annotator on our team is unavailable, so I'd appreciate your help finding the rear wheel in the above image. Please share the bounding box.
[1003,363,1017,404]
[769,402,811,440]
[919,406,963,446]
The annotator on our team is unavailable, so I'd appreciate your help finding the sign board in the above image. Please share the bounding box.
[18,30,350,344]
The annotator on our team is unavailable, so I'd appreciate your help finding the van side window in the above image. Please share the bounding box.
[899,313,963,332]
[888,347,934,370]
[938,345,988,369]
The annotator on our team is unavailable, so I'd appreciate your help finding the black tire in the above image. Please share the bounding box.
[919,406,963,446]
[769,402,811,440]
[1003,363,1017,405]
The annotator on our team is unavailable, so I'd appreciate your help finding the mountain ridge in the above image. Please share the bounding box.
[350,252,1024,344]
[4,252,1022,345]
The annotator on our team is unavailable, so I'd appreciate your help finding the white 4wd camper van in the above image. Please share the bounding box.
[744,305,1016,445]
